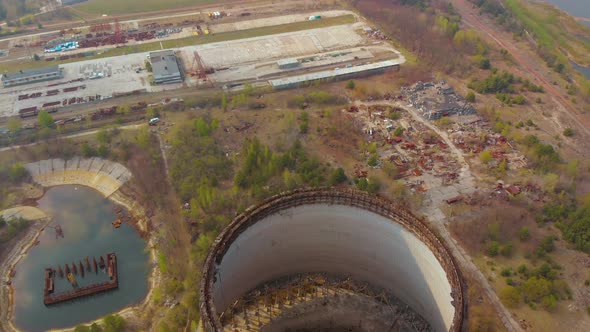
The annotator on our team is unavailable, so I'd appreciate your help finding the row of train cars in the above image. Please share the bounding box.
[17,102,150,129]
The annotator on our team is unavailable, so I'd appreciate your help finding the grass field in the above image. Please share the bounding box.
[74,0,228,15]
[0,14,355,72]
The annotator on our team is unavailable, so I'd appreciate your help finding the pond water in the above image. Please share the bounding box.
[12,186,149,332]
[572,61,590,80]
[543,0,590,24]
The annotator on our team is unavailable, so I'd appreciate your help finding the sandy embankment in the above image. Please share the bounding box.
[0,158,160,332]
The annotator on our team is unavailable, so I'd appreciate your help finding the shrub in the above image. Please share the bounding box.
[466,91,476,102]
[541,294,557,310]
[479,150,493,164]
[520,276,553,303]
[517,264,529,275]
[478,57,491,70]
[500,243,513,257]
[537,236,556,255]
[328,168,347,185]
[563,128,574,137]
[393,127,405,137]
[487,241,500,256]
[367,154,380,167]
[519,227,530,241]
[346,80,356,90]
[501,267,513,277]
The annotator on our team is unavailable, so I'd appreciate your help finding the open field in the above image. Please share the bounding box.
[74,0,228,15]
[0,14,355,73]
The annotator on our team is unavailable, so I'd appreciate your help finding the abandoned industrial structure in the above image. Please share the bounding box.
[269,59,402,89]
[1,66,63,87]
[149,50,183,85]
[200,188,465,332]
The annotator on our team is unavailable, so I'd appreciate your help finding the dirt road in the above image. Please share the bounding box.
[450,0,590,138]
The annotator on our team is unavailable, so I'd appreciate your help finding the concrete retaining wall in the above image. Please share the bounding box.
[200,188,464,332]
[25,158,132,197]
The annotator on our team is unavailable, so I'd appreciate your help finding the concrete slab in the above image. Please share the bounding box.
[51,158,65,172]
[66,157,80,170]
[88,157,105,172]
[24,162,40,176]
[77,157,92,171]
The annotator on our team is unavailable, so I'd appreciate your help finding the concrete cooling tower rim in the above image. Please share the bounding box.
[199,188,465,331]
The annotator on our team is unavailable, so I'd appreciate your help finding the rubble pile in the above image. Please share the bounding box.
[402,81,476,120]
[344,104,462,190]
[448,116,528,170]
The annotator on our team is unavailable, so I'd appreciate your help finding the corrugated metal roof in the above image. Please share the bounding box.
[269,60,401,87]
[1,65,60,82]
[150,50,181,81]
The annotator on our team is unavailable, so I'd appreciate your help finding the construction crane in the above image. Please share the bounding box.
[193,51,208,80]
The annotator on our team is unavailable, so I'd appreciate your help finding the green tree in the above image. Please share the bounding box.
[500,286,520,308]
[487,241,500,256]
[136,127,151,148]
[33,53,40,61]
[367,154,379,167]
[7,117,21,135]
[81,143,96,157]
[8,163,28,182]
[465,91,476,102]
[146,107,159,120]
[97,144,110,158]
[96,128,110,145]
[346,80,356,90]
[479,150,493,164]
[299,112,309,134]
[393,127,405,137]
[37,110,54,128]
[541,294,557,310]
[520,276,552,303]
[328,167,347,185]
[221,94,228,111]
[74,325,90,332]
[102,314,125,332]
[478,57,491,69]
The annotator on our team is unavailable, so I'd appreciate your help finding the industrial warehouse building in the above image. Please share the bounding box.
[150,50,183,85]
[277,58,300,69]
[1,66,63,88]
[269,60,402,89]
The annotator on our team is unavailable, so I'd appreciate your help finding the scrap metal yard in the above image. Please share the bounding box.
[0,10,404,118]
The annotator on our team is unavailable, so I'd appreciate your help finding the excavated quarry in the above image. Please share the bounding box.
[200,188,465,332]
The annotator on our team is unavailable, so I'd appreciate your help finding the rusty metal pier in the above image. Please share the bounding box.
[43,253,118,306]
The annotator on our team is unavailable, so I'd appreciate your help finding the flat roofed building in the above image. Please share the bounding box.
[150,50,183,85]
[1,65,62,88]
[269,60,401,89]
[277,58,299,69]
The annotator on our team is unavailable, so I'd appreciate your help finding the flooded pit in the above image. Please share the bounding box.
[12,186,149,332]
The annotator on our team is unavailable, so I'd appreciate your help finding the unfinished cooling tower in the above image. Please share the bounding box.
[200,188,465,332]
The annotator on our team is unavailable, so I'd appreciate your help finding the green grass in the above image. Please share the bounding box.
[0,15,355,72]
[74,0,224,15]
[505,0,590,64]
[158,252,168,274]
